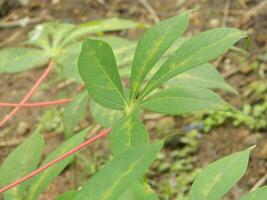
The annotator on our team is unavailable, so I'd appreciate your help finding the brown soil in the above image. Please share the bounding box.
[0,0,266,200]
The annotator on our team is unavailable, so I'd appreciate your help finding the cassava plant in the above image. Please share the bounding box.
[1,11,266,200]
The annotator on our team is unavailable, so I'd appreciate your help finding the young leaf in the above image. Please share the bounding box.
[0,132,44,200]
[78,39,127,110]
[63,91,88,138]
[75,142,162,200]
[27,128,89,200]
[240,186,267,200]
[26,24,51,50]
[166,63,236,93]
[188,146,254,200]
[54,191,78,200]
[142,28,247,98]
[141,86,229,115]
[90,100,123,128]
[120,182,159,200]
[109,113,149,156]
[0,48,49,73]
[130,11,189,99]
[27,23,75,49]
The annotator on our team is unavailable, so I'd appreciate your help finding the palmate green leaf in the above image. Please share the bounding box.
[63,91,88,138]
[141,28,247,98]
[188,146,254,200]
[0,48,49,73]
[120,182,159,200]
[54,191,78,200]
[0,131,44,200]
[90,100,123,128]
[61,17,142,46]
[27,128,89,200]
[109,113,149,156]
[78,39,127,110]
[75,142,162,200]
[141,86,229,115]
[130,11,189,99]
[240,186,267,200]
[166,63,236,93]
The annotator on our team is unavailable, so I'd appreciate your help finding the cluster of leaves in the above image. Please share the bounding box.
[197,80,267,132]
[198,102,267,132]
[1,11,267,200]
[74,10,265,200]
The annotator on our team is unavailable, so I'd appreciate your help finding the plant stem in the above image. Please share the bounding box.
[0,128,111,194]
[0,98,72,107]
[0,61,53,127]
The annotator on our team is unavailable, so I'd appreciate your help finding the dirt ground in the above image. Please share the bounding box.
[0,0,267,200]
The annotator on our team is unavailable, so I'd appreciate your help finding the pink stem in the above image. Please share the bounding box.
[0,98,72,108]
[0,61,53,127]
[0,128,111,194]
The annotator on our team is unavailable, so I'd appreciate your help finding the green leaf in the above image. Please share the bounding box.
[75,142,162,200]
[142,28,247,98]
[63,91,88,138]
[78,39,127,110]
[90,100,123,128]
[166,63,236,93]
[142,86,229,115]
[0,48,49,73]
[188,146,254,200]
[240,186,267,200]
[130,11,189,99]
[120,182,159,200]
[109,113,149,156]
[0,131,44,200]
[27,128,89,200]
[54,190,77,200]
[60,37,136,83]
[61,18,142,46]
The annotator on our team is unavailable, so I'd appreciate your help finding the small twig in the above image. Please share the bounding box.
[237,0,248,8]
[138,0,160,23]
[0,128,111,193]
[90,124,102,136]
[0,31,22,47]
[0,17,43,28]
[0,131,61,148]
[0,61,53,127]
[0,98,72,108]
[222,68,239,79]
[250,173,267,192]
[237,0,267,28]
[222,0,230,26]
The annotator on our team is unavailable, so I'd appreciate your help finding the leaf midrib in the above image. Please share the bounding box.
[131,20,181,99]
[142,31,244,98]
[86,48,127,107]
[100,153,146,200]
